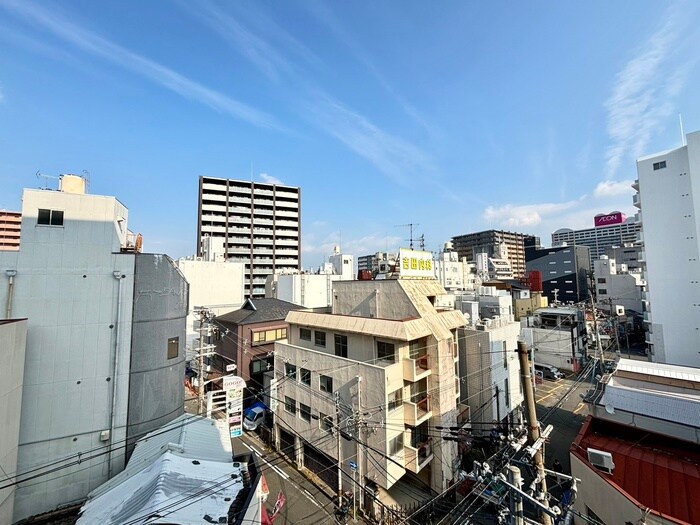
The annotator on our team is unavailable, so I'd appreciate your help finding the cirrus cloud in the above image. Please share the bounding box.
[594,179,635,198]
[484,200,581,228]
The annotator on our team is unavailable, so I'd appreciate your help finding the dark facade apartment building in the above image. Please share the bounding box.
[525,244,591,304]
[197,177,301,298]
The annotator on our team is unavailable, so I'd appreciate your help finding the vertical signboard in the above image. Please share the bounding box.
[223,375,246,438]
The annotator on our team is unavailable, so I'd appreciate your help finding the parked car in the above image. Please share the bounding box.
[534,363,564,380]
[243,402,268,431]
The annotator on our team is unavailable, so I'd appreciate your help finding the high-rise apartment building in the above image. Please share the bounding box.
[0,211,21,251]
[451,230,535,278]
[197,177,301,298]
[551,214,641,268]
[634,131,700,367]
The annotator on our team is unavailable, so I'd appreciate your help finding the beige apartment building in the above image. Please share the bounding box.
[273,278,466,513]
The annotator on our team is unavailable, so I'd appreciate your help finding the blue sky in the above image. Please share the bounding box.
[1,1,699,268]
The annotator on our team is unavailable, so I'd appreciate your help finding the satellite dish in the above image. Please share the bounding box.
[605,403,615,415]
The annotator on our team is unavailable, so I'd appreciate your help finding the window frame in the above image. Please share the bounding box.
[388,434,404,457]
[300,327,312,341]
[377,341,396,363]
[334,333,348,358]
[284,396,296,415]
[285,363,297,380]
[299,403,311,422]
[387,388,403,412]
[37,208,64,226]
[319,374,333,393]
[167,336,179,360]
[320,413,333,432]
[300,368,311,386]
[314,330,326,347]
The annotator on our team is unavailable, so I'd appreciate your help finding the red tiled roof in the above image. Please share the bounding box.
[572,417,700,525]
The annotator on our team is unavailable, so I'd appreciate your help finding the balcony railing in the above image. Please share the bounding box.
[404,395,431,426]
[633,193,641,208]
[404,438,433,474]
[403,355,431,382]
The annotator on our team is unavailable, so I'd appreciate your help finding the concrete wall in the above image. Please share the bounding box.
[268,273,340,308]
[593,257,643,314]
[333,280,417,320]
[637,133,700,366]
[0,319,27,524]
[175,259,245,346]
[0,189,137,521]
[126,254,187,451]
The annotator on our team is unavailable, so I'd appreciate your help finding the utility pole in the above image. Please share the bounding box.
[356,374,363,521]
[336,391,343,509]
[517,341,552,525]
[508,465,524,525]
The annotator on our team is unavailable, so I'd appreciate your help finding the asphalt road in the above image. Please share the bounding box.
[235,431,343,524]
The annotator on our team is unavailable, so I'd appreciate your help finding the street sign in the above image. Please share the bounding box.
[349,460,357,472]
[223,375,246,391]
[224,376,246,438]
[226,363,237,372]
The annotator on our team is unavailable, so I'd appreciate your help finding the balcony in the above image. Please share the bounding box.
[643,311,652,324]
[638,251,646,263]
[453,341,458,360]
[404,395,431,426]
[404,438,433,474]
[633,193,641,209]
[632,179,639,190]
[403,355,431,382]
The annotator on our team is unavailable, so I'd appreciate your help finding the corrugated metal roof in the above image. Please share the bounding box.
[574,417,700,525]
[77,415,239,524]
[617,359,700,383]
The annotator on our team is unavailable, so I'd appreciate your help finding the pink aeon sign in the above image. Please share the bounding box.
[594,212,626,227]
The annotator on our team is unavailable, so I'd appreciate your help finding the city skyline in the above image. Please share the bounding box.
[1,1,700,267]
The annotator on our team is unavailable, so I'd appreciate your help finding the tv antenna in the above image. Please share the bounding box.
[395,223,420,250]
[35,171,60,190]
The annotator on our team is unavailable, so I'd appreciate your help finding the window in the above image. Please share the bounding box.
[377,341,396,363]
[597,278,606,284]
[388,389,403,411]
[504,378,510,408]
[388,435,404,457]
[252,359,268,374]
[300,368,311,386]
[37,208,64,226]
[653,160,667,170]
[320,413,333,432]
[252,327,287,344]
[300,327,311,341]
[320,375,333,393]
[284,396,296,415]
[314,331,326,347]
[502,341,508,369]
[334,334,348,358]
[300,403,311,422]
[167,337,179,359]
[599,289,608,295]
[285,363,297,380]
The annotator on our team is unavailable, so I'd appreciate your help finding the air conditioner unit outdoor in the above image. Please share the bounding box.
[587,447,615,473]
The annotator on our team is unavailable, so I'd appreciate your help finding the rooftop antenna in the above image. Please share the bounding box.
[82,169,91,194]
[418,234,425,250]
[35,170,60,190]
[395,223,419,250]
[679,113,686,146]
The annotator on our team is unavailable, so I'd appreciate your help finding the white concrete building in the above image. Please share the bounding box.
[0,177,187,521]
[197,177,301,298]
[433,242,476,291]
[265,248,354,309]
[593,256,644,315]
[272,279,464,510]
[0,318,27,524]
[634,130,700,367]
[175,258,246,346]
[521,307,587,373]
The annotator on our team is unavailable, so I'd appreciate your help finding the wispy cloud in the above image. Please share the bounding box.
[0,82,4,103]
[594,180,635,198]
[303,230,401,266]
[604,2,693,178]
[310,96,437,186]
[0,0,283,131]
[484,200,582,228]
[260,173,283,185]
[304,1,438,136]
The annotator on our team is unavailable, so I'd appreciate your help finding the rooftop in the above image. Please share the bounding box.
[217,297,305,325]
[572,417,700,525]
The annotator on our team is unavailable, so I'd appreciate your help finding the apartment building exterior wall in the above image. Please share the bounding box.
[634,131,700,367]
[451,230,531,278]
[0,185,187,521]
[273,279,464,500]
[197,177,301,298]
[521,307,587,372]
[0,319,27,524]
[0,210,21,251]
[593,256,644,315]
[551,220,641,268]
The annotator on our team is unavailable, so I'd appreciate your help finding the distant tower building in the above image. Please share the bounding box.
[451,230,534,278]
[634,130,700,367]
[197,177,301,298]
[0,210,21,251]
[551,213,641,268]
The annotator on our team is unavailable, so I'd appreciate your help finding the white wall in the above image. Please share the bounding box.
[0,319,27,524]
[268,273,341,309]
[175,258,245,345]
[0,190,136,521]
[594,257,644,315]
